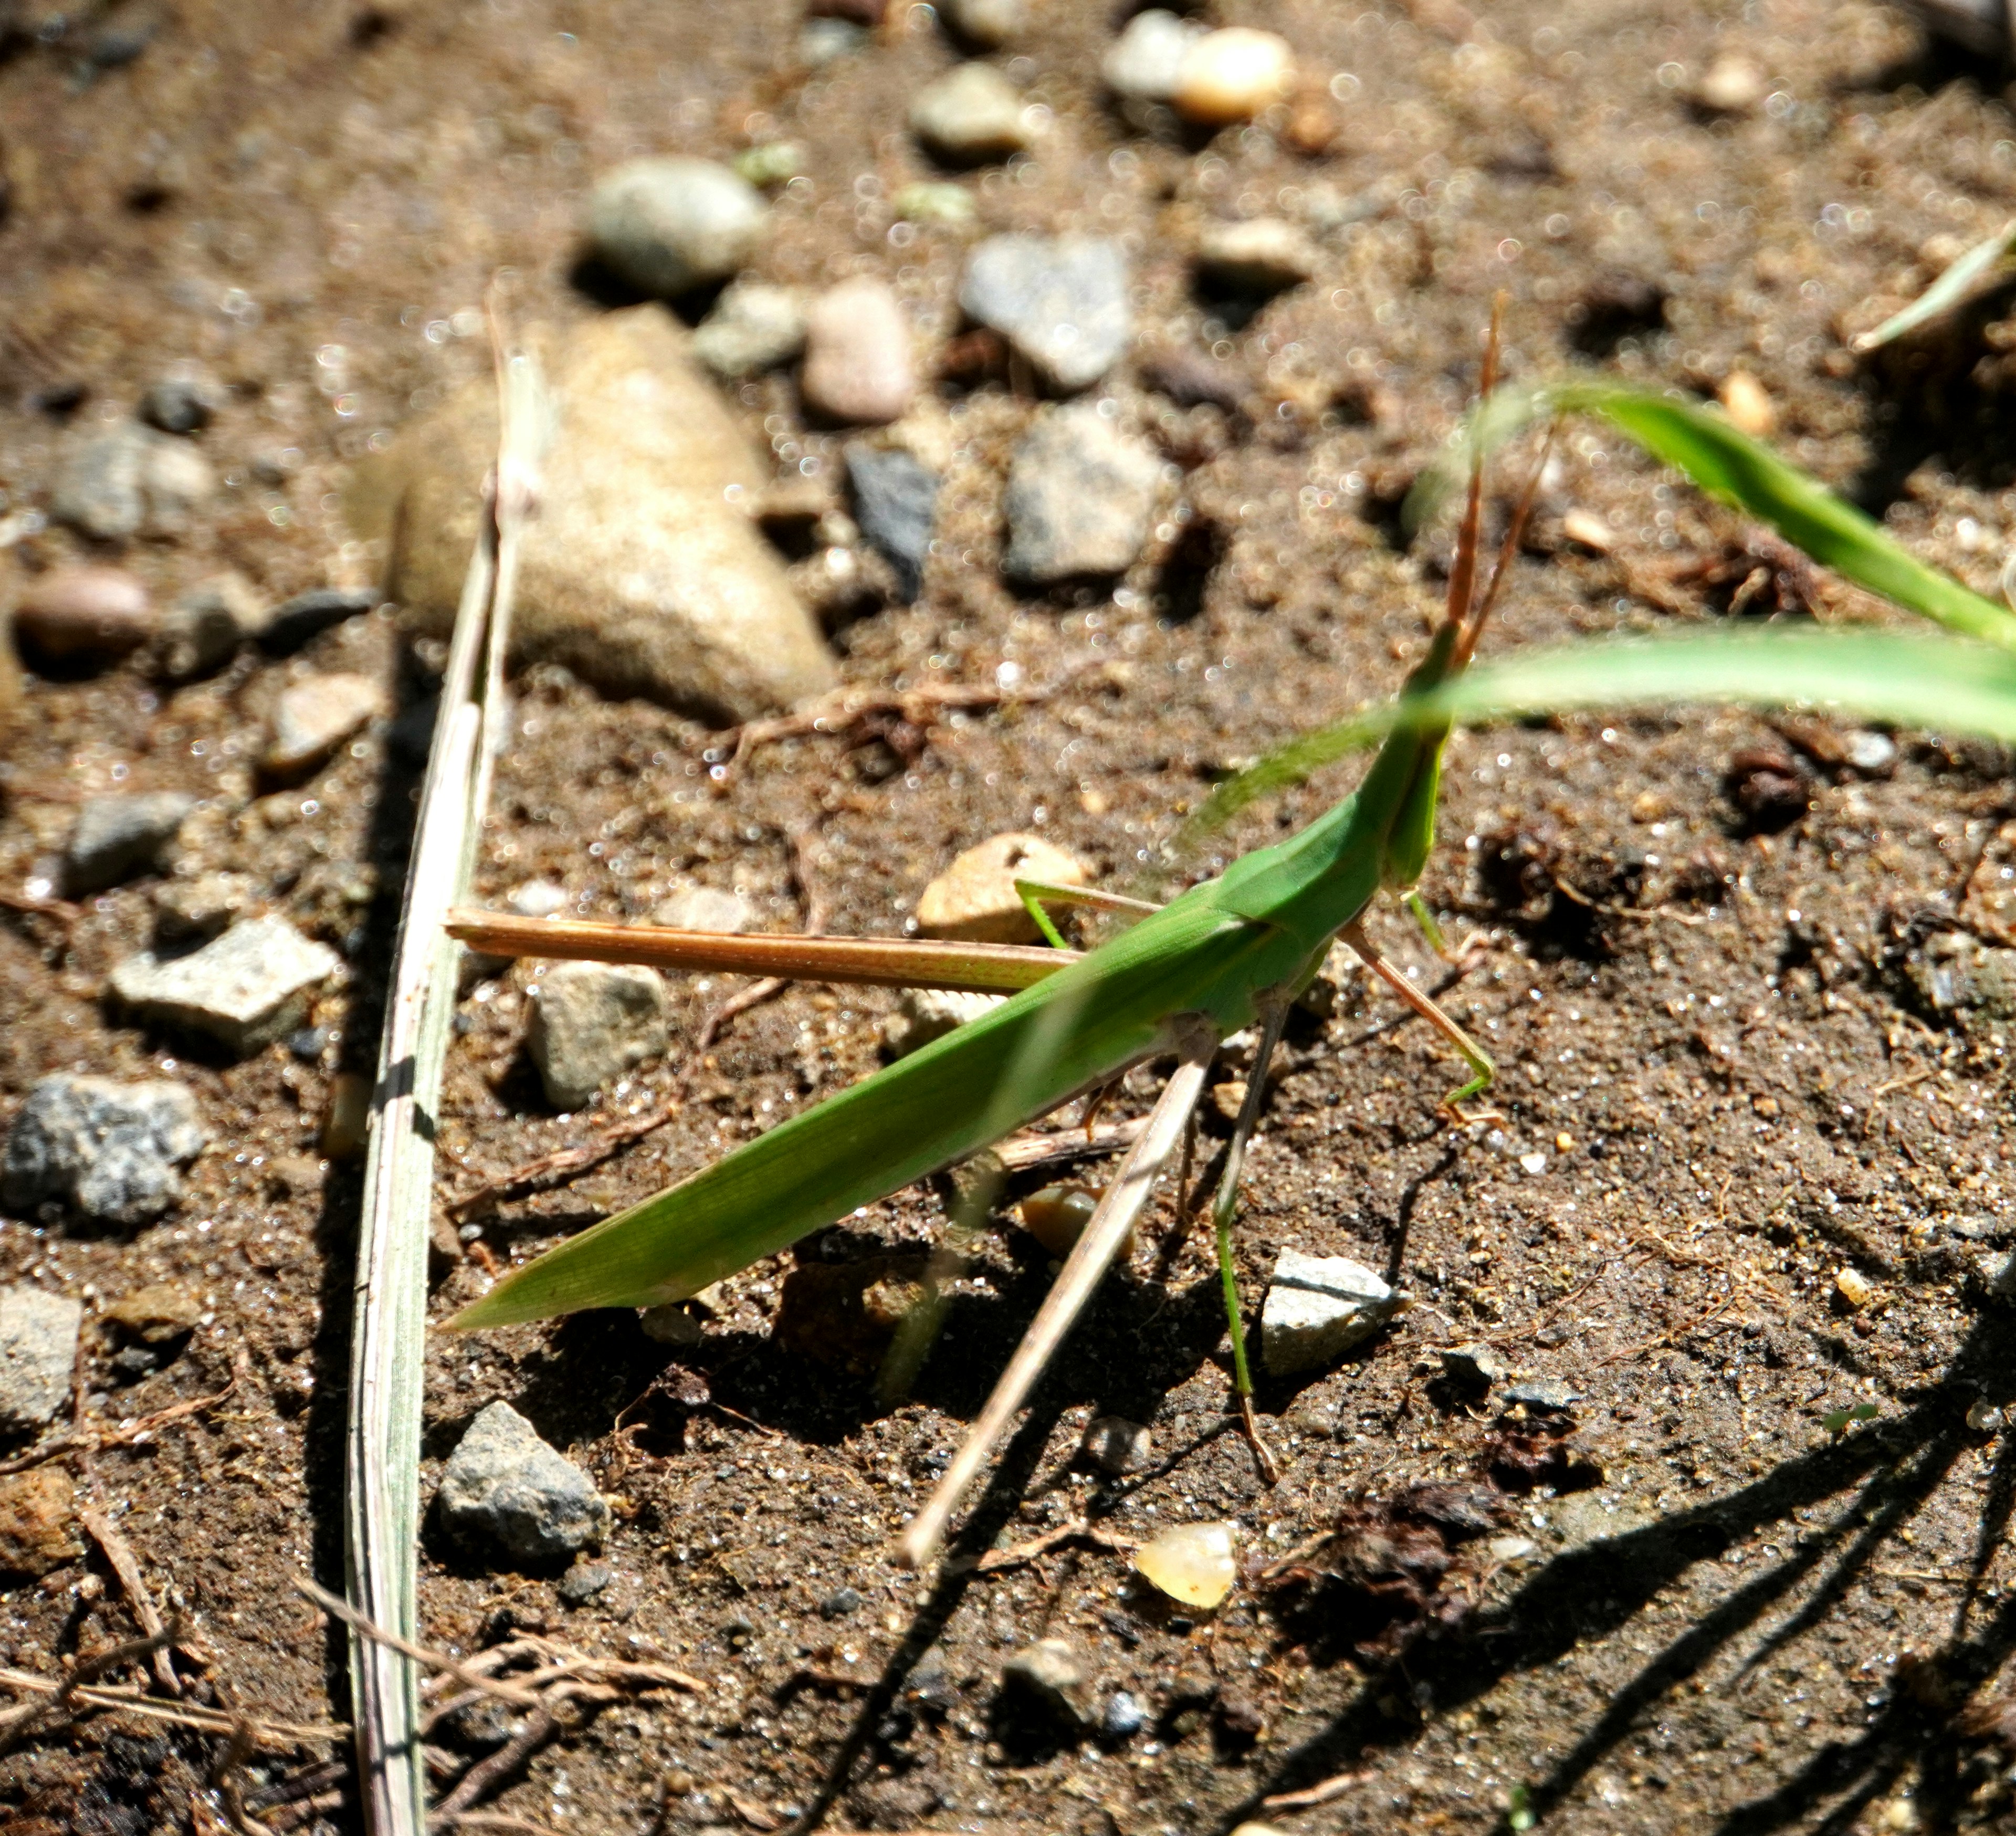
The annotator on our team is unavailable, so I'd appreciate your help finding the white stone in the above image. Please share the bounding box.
[110,916,342,1055]
[266,672,387,774]
[1102,8,1201,101]
[690,281,808,380]
[910,61,1030,162]
[585,158,766,297]
[1260,1249,1396,1376]
[915,832,1089,942]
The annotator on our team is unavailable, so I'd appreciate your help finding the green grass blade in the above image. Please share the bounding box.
[1406,383,2016,650]
[1851,219,2016,352]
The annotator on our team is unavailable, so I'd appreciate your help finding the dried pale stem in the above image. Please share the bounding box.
[78,1507,180,1695]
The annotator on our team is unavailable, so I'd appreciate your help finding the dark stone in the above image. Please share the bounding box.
[260,586,379,654]
[820,1585,864,1619]
[845,445,939,601]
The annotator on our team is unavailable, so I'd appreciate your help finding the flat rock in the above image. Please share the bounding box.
[1003,405,1162,583]
[0,1468,81,1577]
[1261,1250,1396,1376]
[846,444,939,600]
[64,791,197,894]
[159,574,264,679]
[1505,1378,1584,1413]
[52,422,214,541]
[910,61,1030,162]
[352,307,837,722]
[266,672,387,775]
[585,158,766,297]
[691,281,807,380]
[0,1289,82,1435]
[1195,216,1320,295]
[650,883,749,933]
[1440,1341,1506,1389]
[801,278,916,425]
[528,960,671,1109]
[915,832,1088,942]
[959,235,1131,393]
[2,1077,206,1226]
[261,586,377,654]
[883,986,1005,1057]
[110,915,342,1055]
[13,566,155,666]
[436,1400,609,1565]
[153,871,256,942]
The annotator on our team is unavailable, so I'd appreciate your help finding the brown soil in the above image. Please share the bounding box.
[3,1,2016,1832]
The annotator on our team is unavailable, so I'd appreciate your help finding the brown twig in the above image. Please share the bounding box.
[293,1579,548,1712]
[0,1375,237,1476]
[972,1519,1139,1575]
[429,1707,560,1821]
[713,676,1072,777]
[1261,1767,1373,1811]
[0,887,80,928]
[0,1663,342,1746]
[78,1507,181,1695]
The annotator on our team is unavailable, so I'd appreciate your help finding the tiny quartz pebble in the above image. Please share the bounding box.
[801,278,916,426]
[1020,1184,1111,1257]
[1836,1266,1875,1308]
[1135,1520,1237,1609]
[266,672,388,775]
[1719,370,1776,437]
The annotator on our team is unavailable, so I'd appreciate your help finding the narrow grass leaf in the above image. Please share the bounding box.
[1851,219,2016,352]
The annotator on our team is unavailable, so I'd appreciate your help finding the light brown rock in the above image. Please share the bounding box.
[349,307,837,723]
[0,1467,80,1578]
[1174,27,1293,124]
[266,672,388,775]
[801,279,917,426]
[13,566,155,665]
[102,1281,203,1343]
[1719,371,1776,438]
[915,832,1089,942]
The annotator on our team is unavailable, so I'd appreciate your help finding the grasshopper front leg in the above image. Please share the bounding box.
[1342,919,1499,1124]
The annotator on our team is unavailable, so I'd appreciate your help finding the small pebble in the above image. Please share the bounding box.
[959,235,1131,393]
[322,1072,372,1159]
[691,281,808,380]
[652,884,750,933]
[266,672,388,775]
[1135,1520,1237,1609]
[0,1288,85,1434]
[909,61,1030,163]
[1141,344,1248,412]
[13,565,155,665]
[1020,1184,1117,1258]
[1102,8,1199,101]
[101,1281,202,1346]
[801,278,916,425]
[1560,508,1616,553]
[507,879,571,920]
[260,585,377,654]
[892,181,976,224]
[159,573,264,679]
[731,141,805,188]
[528,961,672,1109]
[883,987,1005,1057]
[800,16,868,64]
[943,0,1022,44]
[110,915,342,1056]
[139,371,222,435]
[1440,1341,1506,1389]
[1836,1266,1876,1309]
[557,1561,614,1606]
[1846,730,1897,774]
[1696,53,1766,113]
[846,444,940,600]
[1504,1379,1584,1412]
[153,871,255,942]
[1174,27,1295,124]
[585,158,767,298]
[1003,404,1163,584]
[1100,1689,1147,1740]
[915,831,1088,942]
[1,1078,205,1228]
[637,1303,704,1346]
[64,791,197,895]
[1195,217,1320,295]
[1261,1249,1396,1376]
[52,423,214,541]
[820,1586,865,1619]
[1719,370,1776,438]
[437,1400,610,1565]
[1080,1414,1152,1475]
[0,1468,82,1577]
[1000,1638,1089,1726]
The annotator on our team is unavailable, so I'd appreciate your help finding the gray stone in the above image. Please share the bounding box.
[159,574,263,680]
[1081,1414,1152,1475]
[139,373,222,436]
[51,423,214,541]
[1195,216,1320,295]
[0,1289,83,1435]
[943,0,1024,46]
[1261,1250,1396,1377]
[801,279,916,425]
[1003,405,1162,584]
[349,307,837,723]
[1910,932,2016,1019]
[651,884,750,933]
[110,916,342,1055]
[690,281,807,380]
[436,1400,609,1565]
[1440,1341,1506,1389]
[557,1560,613,1606]
[1000,1638,1089,1726]
[959,235,1131,393]
[585,158,766,298]
[266,672,387,775]
[261,586,376,655]
[846,445,939,601]
[528,961,671,1109]
[1504,1378,1583,1413]
[820,1585,864,1619]
[1,1076,206,1226]
[910,62,1030,163]
[1100,1689,1147,1740]
[883,987,1004,1058]
[64,791,197,894]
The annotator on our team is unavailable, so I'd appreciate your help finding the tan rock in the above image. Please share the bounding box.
[266,672,387,775]
[801,279,917,426]
[102,1281,203,1343]
[13,566,155,665]
[915,832,1088,942]
[349,307,837,724]
[0,1467,81,1579]
[1719,370,1776,438]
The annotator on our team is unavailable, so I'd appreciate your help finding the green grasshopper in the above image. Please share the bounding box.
[446,332,1537,1568]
